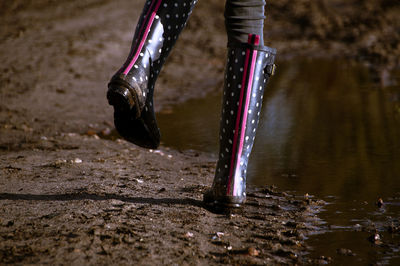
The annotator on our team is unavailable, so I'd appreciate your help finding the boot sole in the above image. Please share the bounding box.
[106,80,160,149]
[203,190,245,211]
[203,200,243,214]
[107,79,141,119]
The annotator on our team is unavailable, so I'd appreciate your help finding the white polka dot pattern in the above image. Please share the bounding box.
[107,0,198,149]
[211,36,276,201]
[111,0,197,113]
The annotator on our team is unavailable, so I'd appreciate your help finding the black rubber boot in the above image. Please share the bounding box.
[204,34,276,210]
[107,0,198,149]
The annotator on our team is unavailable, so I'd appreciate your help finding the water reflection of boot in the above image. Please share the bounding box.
[107,0,197,149]
[204,34,276,210]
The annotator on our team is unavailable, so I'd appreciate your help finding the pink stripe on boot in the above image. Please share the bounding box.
[227,34,260,196]
[123,0,162,75]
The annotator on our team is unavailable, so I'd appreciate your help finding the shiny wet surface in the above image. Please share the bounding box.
[157,59,400,264]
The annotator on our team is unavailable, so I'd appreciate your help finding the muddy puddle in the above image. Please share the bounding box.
[157,59,400,264]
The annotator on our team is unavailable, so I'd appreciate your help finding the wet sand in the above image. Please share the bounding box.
[0,0,399,264]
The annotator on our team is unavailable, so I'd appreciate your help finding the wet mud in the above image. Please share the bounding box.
[1,0,399,264]
[0,138,325,264]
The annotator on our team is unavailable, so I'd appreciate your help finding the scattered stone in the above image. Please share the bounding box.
[337,248,355,256]
[72,158,82,164]
[211,235,219,241]
[86,129,97,136]
[101,127,112,136]
[150,150,165,156]
[216,232,224,238]
[65,133,78,137]
[368,233,382,245]
[110,199,125,207]
[353,224,362,230]
[185,232,194,238]
[52,159,67,167]
[317,256,332,264]
[247,247,260,256]
[123,235,135,244]
[376,198,384,208]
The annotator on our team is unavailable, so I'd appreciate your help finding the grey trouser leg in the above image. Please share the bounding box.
[224,0,266,45]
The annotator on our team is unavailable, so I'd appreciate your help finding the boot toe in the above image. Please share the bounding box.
[113,108,160,149]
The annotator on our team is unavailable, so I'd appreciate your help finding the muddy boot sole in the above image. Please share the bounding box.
[203,189,246,213]
[107,79,141,117]
[107,81,160,149]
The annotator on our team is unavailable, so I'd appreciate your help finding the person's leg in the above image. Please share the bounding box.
[225,0,266,44]
[204,0,276,209]
[107,0,198,149]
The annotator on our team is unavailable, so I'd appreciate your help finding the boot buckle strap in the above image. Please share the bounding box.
[265,64,277,76]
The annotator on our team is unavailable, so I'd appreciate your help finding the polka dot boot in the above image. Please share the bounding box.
[204,34,276,209]
[107,0,198,149]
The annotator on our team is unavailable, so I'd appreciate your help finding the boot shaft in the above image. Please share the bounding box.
[214,34,276,199]
[107,0,198,149]
[119,0,197,82]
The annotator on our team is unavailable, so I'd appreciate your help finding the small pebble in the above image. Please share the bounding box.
[337,248,355,256]
[248,247,259,256]
[55,159,67,165]
[153,150,165,156]
[86,130,97,136]
[185,232,194,238]
[101,127,111,136]
[376,198,384,208]
[368,233,382,245]
[110,199,125,207]
[66,133,78,137]
[73,158,82,164]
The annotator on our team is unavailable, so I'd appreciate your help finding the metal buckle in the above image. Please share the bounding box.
[266,64,276,76]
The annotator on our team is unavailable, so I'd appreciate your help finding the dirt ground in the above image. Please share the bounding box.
[0,0,399,264]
